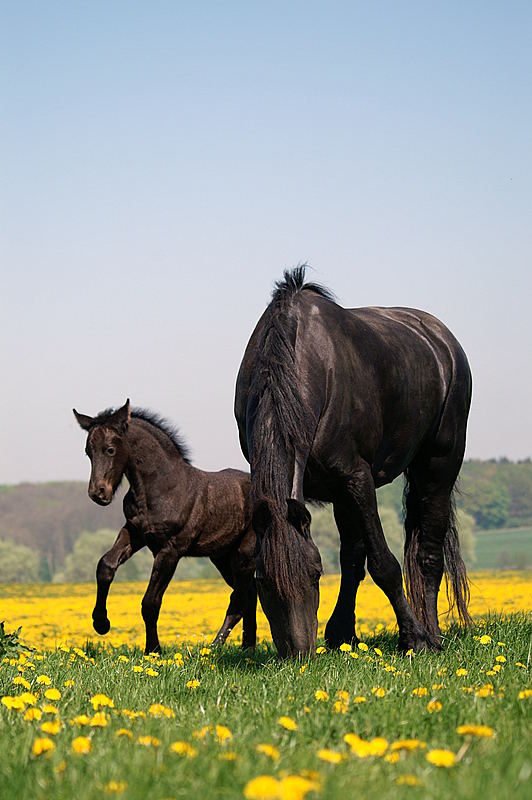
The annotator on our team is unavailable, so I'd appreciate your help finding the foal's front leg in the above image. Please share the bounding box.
[93,526,145,635]
[141,545,179,653]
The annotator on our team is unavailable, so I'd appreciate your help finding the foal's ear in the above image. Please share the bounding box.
[252,500,273,535]
[73,409,94,431]
[286,499,312,536]
[112,399,131,431]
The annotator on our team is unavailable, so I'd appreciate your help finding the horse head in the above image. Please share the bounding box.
[73,399,131,506]
[252,497,322,658]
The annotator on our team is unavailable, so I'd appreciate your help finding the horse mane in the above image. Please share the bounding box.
[249,265,333,598]
[90,406,192,464]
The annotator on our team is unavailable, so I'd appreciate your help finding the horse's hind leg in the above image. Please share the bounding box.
[345,461,439,652]
[211,545,256,648]
[324,503,365,649]
[92,526,144,635]
[404,451,471,639]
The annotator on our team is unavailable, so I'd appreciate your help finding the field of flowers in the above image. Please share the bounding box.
[1,573,531,800]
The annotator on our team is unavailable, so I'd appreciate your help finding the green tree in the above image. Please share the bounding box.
[0,539,40,582]
[465,481,510,529]
[60,529,153,583]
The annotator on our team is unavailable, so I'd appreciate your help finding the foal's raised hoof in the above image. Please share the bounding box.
[93,616,111,635]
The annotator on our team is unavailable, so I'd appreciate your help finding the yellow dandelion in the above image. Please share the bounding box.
[64,679,75,687]
[44,688,61,701]
[339,643,352,652]
[1,696,25,711]
[115,728,133,738]
[200,647,211,655]
[137,735,160,747]
[256,743,280,761]
[71,714,90,726]
[358,642,368,652]
[24,707,43,721]
[40,720,61,735]
[243,775,280,800]
[117,655,129,663]
[133,666,143,673]
[215,725,232,743]
[19,692,37,706]
[384,752,400,763]
[479,635,492,645]
[299,665,308,675]
[374,647,383,657]
[426,749,456,767]
[314,690,329,702]
[148,703,174,718]
[72,736,91,754]
[186,679,200,689]
[90,711,108,727]
[427,700,442,713]
[91,694,114,710]
[332,700,348,714]
[41,704,59,715]
[318,748,345,763]
[145,668,159,677]
[353,696,367,703]
[278,715,298,731]
[279,774,320,799]
[104,781,128,794]
[36,675,51,685]
[518,689,532,700]
[396,775,423,786]
[372,687,386,698]
[456,668,468,676]
[411,686,428,697]
[475,684,494,698]
[170,741,197,757]
[457,724,494,738]
[349,652,359,659]
[495,655,506,663]
[390,739,426,751]
[316,646,327,654]
[32,737,55,756]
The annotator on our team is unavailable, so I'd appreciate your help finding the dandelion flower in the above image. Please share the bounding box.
[1,696,25,711]
[316,647,326,654]
[243,775,280,800]
[215,725,232,743]
[44,688,61,701]
[390,739,426,752]
[72,736,91,754]
[36,675,51,685]
[278,716,298,731]
[353,696,367,704]
[411,686,428,697]
[256,744,280,761]
[318,748,345,763]
[479,635,492,645]
[137,735,160,747]
[426,749,456,767]
[339,643,352,652]
[186,679,200,689]
[104,781,127,794]
[279,774,320,799]
[358,642,368,652]
[170,741,197,757]
[41,720,61,735]
[456,724,494,738]
[314,690,329,702]
[115,728,133,738]
[518,689,532,700]
[13,676,31,690]
[396,775,423,786]
[32,737,55,756]
[89,712,108,727]
[24,707,43,721]
[91,694,114,710]
[427,700,442,713]
[456,668,468,676]
[145,668,159,677]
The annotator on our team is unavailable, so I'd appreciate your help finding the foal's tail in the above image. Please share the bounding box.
[248,266,331,599]
[403,478,471,631]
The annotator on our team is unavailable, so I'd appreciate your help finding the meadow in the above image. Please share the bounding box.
[1,574,531,800]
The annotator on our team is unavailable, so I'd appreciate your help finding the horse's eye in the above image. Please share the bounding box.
[106,447,116,456]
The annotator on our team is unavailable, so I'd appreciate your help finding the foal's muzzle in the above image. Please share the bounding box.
[89,483,113,506]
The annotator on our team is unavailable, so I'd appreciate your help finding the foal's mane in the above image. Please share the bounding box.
[91,407,191,464]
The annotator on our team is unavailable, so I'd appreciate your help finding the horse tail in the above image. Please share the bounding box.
[248,266,331,599]
[403,473,471,629]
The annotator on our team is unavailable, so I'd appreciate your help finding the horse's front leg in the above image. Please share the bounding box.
[93,526,144,635]
[141,545,179,653]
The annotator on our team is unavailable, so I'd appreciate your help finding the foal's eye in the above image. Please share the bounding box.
[106,447,116,456]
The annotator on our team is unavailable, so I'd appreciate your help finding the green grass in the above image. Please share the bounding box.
[474,527,532,570]
[1,614,531,800]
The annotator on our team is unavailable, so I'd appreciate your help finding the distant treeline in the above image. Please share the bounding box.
[0,458,530,583]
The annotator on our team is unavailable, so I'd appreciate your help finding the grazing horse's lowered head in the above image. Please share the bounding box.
[73,399,131,506]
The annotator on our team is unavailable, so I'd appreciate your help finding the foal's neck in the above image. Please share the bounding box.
[125,418,192,515]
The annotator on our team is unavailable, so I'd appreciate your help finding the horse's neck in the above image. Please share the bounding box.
[125,421,191,521]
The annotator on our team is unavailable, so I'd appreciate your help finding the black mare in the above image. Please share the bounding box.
[74,401,257,653]
[235,267,472,657]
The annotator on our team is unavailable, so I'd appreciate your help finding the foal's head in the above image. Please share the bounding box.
[73,400,131,506]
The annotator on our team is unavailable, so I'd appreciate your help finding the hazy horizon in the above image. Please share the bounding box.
[2,2,531,484]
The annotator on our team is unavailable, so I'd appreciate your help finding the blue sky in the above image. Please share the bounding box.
[1,2,531,483]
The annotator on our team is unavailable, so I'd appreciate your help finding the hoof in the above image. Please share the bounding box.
[324,623,359,651]
[93,616,110,635]
[399,624,441,653]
